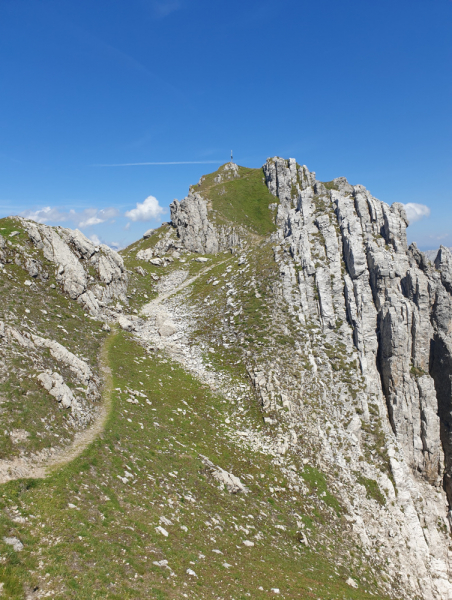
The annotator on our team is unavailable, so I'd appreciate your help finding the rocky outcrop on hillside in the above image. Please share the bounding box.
[0,218,126,444]
[262,157,452,490]
[1,322,99,425]
[170,191,243,254]
[18,219,128,313]
[158,157,452,599]
[260,157,452,598]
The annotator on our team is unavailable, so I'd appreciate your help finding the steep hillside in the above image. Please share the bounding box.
[0,217,127,478]
[0,159,451,599]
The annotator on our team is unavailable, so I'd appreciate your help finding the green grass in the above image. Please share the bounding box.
[322,181,339,191]
[301,467,342,516]
[196,165,278,236]
[0,332,392,599]
[0,217,26,240]
[355,474,386,507]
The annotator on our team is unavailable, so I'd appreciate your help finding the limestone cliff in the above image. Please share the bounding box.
[164,157,452,599]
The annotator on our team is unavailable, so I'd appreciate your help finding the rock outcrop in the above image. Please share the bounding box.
[262,156,449,487]
[199,454,249,494]
[169,169,244,254]
[163,156,452,598]
[21,219,128,313]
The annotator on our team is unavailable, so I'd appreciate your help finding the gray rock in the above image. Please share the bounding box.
[170,191,242,254]
[3,536,23,551]
[213,162,239,183]
[150,258,164,266]
[33,335,92,384]
[262,155,452,496]
[170,192,220,254]
[118,316,134,332]
[158,321,177,337]
[37,372,76,409]
[21,219,128,312]
[199,454,249,494]
[25,258,40,278]
[136,248,154,261]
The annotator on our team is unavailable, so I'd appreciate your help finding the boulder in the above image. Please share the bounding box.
[37,372,76,409]
[199,455,249,494]
[118,316,134,332]
[158,321,177,337]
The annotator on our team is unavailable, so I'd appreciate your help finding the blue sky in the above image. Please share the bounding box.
[0,0,451,250]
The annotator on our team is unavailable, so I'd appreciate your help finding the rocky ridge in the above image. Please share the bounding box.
[0,218,128,479]
[135,157,452,599]
[1,158,452,598]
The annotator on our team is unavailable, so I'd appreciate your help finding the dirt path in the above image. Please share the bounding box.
[43,351,113,475]
[141,260,223,315]
[0,333,114,484]
[0,261,224,485]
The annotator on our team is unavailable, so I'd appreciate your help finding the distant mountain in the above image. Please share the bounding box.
[424,247,452,262]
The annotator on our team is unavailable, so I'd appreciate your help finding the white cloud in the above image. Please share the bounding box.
[75,207,119,227]
[109,241,124,251]
[89,233,124,251]
[21,206,69,224]
[89,234,101,246]
[21,206,119,227]
[125,195,166,222]
[429,233,449,241]
[402,203,431,224]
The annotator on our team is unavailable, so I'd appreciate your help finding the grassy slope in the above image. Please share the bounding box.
[195,165,277,237]
[0,172,398,598]
[0,331,389,599]
[0,217,108,459]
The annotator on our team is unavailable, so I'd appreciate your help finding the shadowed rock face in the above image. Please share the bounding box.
[261,158,448,488]
[267,159,452,495]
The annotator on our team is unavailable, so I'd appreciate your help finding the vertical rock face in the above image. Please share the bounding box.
[430,247,452,501]
[169,183,243,254]
[261,156,448,488]
[170,191,221,254]
[257,157,452,597]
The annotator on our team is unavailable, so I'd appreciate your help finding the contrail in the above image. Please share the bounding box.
[93,161,224,167]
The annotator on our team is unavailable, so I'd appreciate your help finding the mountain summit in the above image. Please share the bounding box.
[0,158,451,599]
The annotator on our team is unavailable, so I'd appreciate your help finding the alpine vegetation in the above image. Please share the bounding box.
[0,158,451,599]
